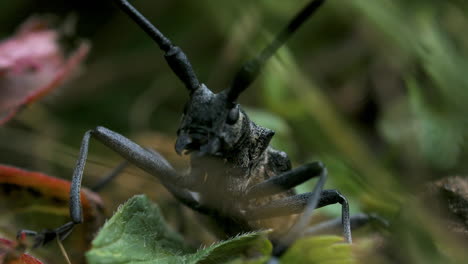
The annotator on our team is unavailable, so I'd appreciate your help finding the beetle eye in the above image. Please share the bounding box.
[226,105,239,125]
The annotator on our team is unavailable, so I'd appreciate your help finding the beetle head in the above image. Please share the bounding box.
[175,84,247,157]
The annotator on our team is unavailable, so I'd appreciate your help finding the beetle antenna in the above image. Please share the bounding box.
[227,0,326,102]
[115,0,200,91]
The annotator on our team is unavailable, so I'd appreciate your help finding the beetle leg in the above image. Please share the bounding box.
[17,221,75,248]
[304,213,389,237]
[16,126,204,248]
[70,126,205,222]
[89,148,211,217]
[245,161,326,199]
[244,160,351,255]
[246,189,352,255]
[246,190,352,220]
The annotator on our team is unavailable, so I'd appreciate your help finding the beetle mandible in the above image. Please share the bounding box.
[18,0,362,259]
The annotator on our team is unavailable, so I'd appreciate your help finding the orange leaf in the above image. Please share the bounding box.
[0,164,105,263]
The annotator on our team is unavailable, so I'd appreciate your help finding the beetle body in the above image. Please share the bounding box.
[178,86,295,237]
[15,0,354,260]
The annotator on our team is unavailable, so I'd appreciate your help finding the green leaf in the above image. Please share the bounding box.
[281,235,356,264]
[86,195,271,264]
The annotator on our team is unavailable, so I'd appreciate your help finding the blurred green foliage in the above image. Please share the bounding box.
[1,0,468,263]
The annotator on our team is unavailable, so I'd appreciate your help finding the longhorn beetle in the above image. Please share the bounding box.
[18,0,361,259]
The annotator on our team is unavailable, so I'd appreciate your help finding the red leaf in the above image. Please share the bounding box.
[0,17,90,124]
[0,164,104,223]
[0,238,43,264]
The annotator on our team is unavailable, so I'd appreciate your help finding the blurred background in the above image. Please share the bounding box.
[1,0,468,263]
